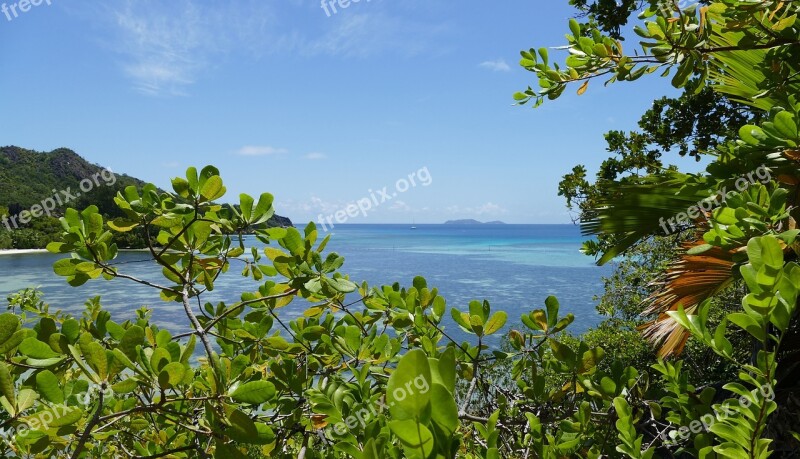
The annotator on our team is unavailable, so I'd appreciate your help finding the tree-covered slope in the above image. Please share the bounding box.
[0,146,145,217]
[0,146,292,249]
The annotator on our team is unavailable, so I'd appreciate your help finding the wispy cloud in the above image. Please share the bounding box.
[112,1,206,95]
[446,202,508,216]
[109,0,275,96]
[300,13,452,58]
[389,200,411,211]
[236,145,288,156]
[305,152,327,160]
[106,1,451,94]
[479,59,511,72]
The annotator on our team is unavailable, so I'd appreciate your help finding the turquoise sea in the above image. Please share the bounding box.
[0,224,613,341]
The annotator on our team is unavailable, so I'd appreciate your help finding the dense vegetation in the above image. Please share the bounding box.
[0,147,291,250]
[0,0,798,458]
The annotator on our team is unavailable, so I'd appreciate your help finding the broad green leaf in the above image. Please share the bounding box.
[230,380,277,405]
[112,378,139,394]
[387,349,432,422]
[388,419,434,459]
[727,313,765,341]
[16,388,38,412]
[81,342,109,381]
[774,111,798,139]
[35,370,63,404]
[429,383,458,435]
[436,347,456,393]
[0,363,15,408]
[119,326,144,360]
[159,362,186,389]
[484,311,507,335]
[200,175,226,201]
[0,314,20,348]
[226,409,275,445]
[18,338,59,359]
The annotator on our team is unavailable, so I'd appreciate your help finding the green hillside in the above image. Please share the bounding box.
[0,146,292,249]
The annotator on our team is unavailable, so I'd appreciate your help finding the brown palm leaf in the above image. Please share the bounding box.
[640,242,736,357]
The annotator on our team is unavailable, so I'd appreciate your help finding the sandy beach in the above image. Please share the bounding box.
[0,249,50,256]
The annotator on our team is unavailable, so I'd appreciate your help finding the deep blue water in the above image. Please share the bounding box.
[0,224,612,341]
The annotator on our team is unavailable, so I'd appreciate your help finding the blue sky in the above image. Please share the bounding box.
[0,0,702,224]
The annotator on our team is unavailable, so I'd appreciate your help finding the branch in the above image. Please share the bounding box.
[70,385,105,459]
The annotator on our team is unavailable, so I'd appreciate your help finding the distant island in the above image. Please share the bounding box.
[444,219,506,225]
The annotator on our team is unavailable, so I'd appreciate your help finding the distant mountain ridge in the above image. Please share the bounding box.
[444,219,506,225]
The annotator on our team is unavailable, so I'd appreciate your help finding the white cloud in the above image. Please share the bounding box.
[106,2,451,94]
[389,200,411,211]
[475,202,508,215]
[112,1,205,95]
[300,13,452,58]
[279,196,340,214]
[305,152,327,160]
[109,0,276,96]
[446,202,508,216]
[236,145,288,156]
[479,59,511,72]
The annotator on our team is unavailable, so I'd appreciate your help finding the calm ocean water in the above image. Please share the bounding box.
[0,224,613,341]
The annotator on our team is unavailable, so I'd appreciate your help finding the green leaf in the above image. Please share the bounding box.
[159,362,186,389]
[200,175,226,201]
[230,380,277,405]
[81,342,109,381]
[119,326,144,360]
[53,258,78,277]
[550,340,576,366]
[727,313,765,341]
[35,370,63,404]
[0,330,28,354]
[387,349,432,422]
[108,218,139,232]
[112,378,139,394]
[687,243,714,255]
[61,319,80,343]
[19,338,59,359]
[569,18,581,38]
[545,296,559,328]
[226,409,275,445]
[774,111,798,139]
[16,388,38,412]
[450,309,471,331]
[436,347,456,393]
[388,420,434,459]
[429,383,458,436]
[0,363,15,409]
[484,311,507,336]
[0,314,20,348]
[739,125,767,145]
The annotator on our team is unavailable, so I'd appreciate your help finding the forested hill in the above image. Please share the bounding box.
[0,146,292,249]
[0,146,147,216]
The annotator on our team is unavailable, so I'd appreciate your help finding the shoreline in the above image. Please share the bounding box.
[0,248,151,256]
[0,249,49,256]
